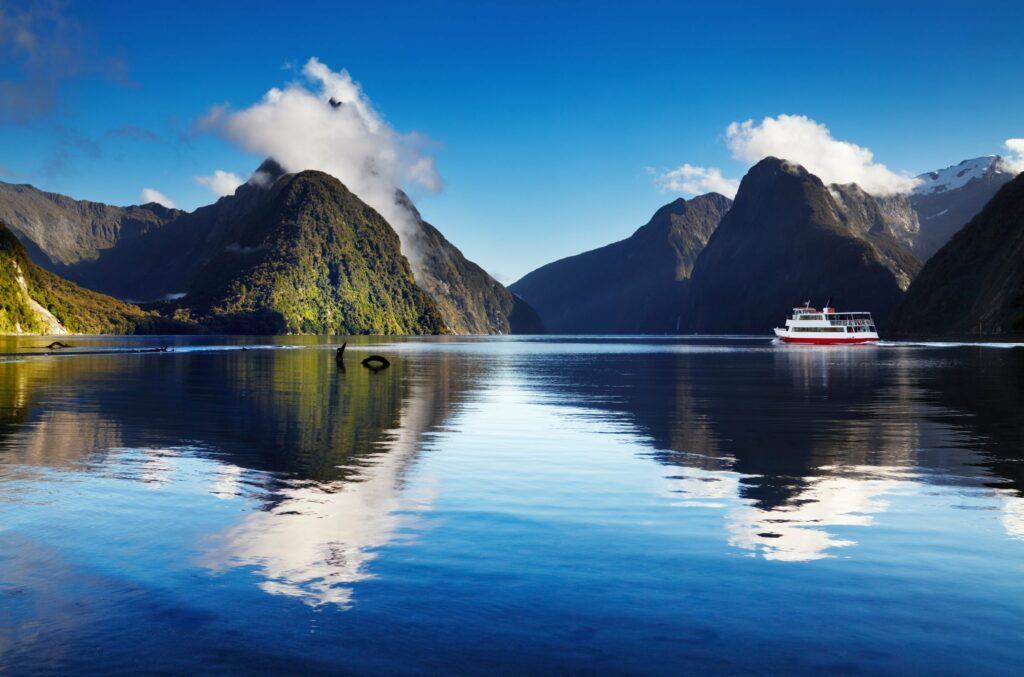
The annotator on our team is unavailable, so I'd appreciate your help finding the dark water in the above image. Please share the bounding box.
[1,335,1023,674]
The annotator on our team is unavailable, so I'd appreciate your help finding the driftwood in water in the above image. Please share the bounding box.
[8,345,174,358]
[360,354,390,371]
[46,341,72,350]
[336,343,347,366]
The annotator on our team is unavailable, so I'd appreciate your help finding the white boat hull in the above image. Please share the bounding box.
[773,327,878,345]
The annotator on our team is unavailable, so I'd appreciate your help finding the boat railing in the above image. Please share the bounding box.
[826,318,876,327]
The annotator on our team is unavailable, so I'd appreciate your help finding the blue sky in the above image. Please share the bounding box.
[1,0,1022,281]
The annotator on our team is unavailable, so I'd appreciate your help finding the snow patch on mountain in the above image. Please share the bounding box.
[913,156,1008,195]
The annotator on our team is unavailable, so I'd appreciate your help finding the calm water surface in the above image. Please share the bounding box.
[1,335,1022,674]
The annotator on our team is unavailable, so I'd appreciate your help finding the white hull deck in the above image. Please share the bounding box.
[774,304,879,345]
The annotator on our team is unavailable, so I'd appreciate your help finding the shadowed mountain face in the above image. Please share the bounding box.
[828,184,922,290]
[398,194,544,335]
[687,157,910,333]
[66,168,285,302]
[911,157,1017,260]
[888,173,1024,337]
[0,182,182,272]
[510,194,732,333]
[509,156,1011,338]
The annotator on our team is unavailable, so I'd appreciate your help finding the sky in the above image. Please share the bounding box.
[1,1,1023,283]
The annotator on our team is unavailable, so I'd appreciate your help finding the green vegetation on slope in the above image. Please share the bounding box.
[0,221,165,334]
[2,162,540,336]
[182,171,447,335]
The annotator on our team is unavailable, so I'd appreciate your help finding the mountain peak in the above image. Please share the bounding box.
[913,156,1008,195]
[648,192,731,222]
[687,158,911,333]
[748,156,811,179]
[892,172,1024,335]
[249,158,289,187]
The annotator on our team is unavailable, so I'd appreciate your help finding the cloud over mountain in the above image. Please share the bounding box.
[200,58,442,269]
[656,114,921,198]
[997,138,1024,174]
[653,163,739,199]
[195,170,243,197]
[140,187,175,208]
[725,115,918,195]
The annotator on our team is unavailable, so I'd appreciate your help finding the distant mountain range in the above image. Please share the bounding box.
[0,181,181,279]
[0,151,1019,337]
[514,154,1019,335]
[510,193,731,333]
[910,156,1016,260]
[0,159,542,335]
[889,172,1024,336]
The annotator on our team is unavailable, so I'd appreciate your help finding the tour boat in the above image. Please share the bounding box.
[773,302,879,345]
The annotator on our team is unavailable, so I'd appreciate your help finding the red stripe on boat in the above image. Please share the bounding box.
[779,336,878,345]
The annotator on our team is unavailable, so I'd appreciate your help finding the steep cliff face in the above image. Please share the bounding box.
[0,180,181,270]
[399,195,544,334]
[511,193,731,333]
[828,183,922,291]
[687,158,908,334]
[888,173,1024,337]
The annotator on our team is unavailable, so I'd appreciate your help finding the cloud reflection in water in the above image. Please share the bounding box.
[203,373,443,608]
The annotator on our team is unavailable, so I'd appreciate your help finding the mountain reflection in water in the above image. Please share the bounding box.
[203,356,468,607]
[520,341,1024,561]
[0,335,1022,674]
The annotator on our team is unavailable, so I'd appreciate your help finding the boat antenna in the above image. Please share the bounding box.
[825,297,831,308]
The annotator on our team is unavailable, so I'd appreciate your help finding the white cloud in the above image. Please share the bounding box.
[140,187,176,208]
[203,58,442,272]
[725,114,919,195]
[653,163,739,199]
[996,138,1024,174]
[195,169,243,197]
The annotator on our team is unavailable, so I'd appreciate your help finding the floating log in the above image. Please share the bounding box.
[5,345,175,358]
[46,341,71,350]
[135,345,172,353]
[360,354,390,371]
